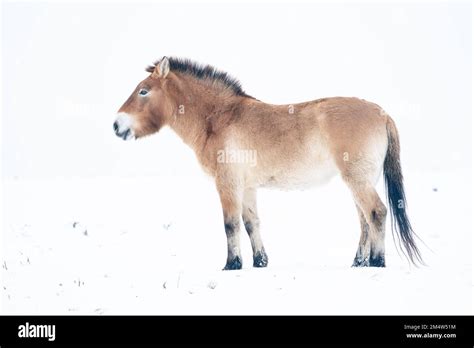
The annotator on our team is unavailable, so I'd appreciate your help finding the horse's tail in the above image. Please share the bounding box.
[384,116,423,265]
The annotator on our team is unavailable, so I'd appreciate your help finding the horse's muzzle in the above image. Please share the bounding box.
[113,113,135,141]
[114,123,133,140]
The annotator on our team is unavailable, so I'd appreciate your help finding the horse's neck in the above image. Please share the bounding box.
[167,84,246,152]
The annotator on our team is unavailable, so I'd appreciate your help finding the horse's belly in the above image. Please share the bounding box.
[259,156,338,190]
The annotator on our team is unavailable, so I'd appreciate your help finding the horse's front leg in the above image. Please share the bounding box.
[242,188,268,267]
[216,180,243,270]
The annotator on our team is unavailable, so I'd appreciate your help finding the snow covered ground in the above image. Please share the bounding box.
[2,168,472,315]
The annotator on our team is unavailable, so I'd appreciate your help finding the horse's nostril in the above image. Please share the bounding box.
[113,121,119,132]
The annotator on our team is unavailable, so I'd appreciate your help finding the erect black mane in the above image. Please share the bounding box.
[146,57,252,98]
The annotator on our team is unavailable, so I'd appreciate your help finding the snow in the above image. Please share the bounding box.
[1,1,472,315]
[2,168,472,314]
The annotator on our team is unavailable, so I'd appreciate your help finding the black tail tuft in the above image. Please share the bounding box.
[384,117,423,265]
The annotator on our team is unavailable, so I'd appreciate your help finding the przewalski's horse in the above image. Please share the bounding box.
[114,56,422,270]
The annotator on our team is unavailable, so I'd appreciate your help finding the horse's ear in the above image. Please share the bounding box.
[152,56,170,79]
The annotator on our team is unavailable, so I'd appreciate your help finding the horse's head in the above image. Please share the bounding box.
[114,57,174,140]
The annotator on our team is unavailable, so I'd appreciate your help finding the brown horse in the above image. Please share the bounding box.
[114,56,422,270]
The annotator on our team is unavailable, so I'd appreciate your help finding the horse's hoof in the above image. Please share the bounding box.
[253,250,268,268]
[369,254,386,267]
[352,257,369,267]
[223,256,242,270]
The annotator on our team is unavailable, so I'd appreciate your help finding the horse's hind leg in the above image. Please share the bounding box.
[242,188,268,267]
[352,205,370,267]
[344,181,387,267]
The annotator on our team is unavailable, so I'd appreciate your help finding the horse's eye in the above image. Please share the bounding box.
[138,88,149,96]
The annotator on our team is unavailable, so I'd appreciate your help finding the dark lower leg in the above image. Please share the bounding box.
[348,184,386,268]
[217,180,243,271]
[243,218,268,267]
[223,217,242,270]
[368,203,387,267]
[242,188,268,268]
[352,206,371,267]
